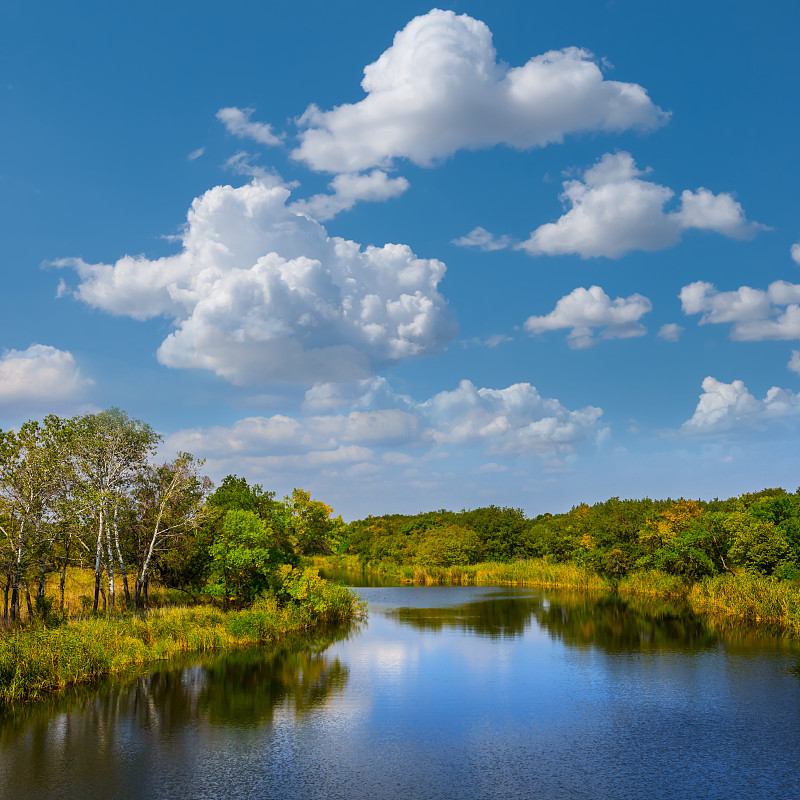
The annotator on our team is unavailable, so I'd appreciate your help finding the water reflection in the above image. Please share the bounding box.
[0,638,351,799]
[3,588,800,800]
[388,588,798,655]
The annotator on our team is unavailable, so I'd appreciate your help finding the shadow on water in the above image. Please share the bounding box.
[387,588,800,656]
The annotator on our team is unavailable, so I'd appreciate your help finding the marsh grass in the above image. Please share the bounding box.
[689,574,800,634]
[617,570,688,599]
[317,555,607,590]
[0,571,364,708]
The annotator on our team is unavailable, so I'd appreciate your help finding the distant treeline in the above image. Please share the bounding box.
[342,489,800,582]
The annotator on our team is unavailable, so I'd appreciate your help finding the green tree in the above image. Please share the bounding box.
[207,510,287,608]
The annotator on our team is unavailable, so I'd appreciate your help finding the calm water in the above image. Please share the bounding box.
[2,575,800,800]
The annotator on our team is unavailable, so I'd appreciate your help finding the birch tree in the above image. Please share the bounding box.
[132,453,209,609]
[70,409,160,610]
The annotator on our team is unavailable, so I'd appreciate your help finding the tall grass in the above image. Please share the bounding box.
[0,569,365,708]
[689,573,800,634]
[318,555,607,590]
[617,570,688,599]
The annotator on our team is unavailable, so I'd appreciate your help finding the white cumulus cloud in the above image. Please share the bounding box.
[421,379,606,455]
[0,344,93,416]
[216,107,282,146]
[165,377,607,476]
[683,376,800,434]
[788,350,800,376]
[518,152,763,259]
[523,285,652,348]
[792,242,800,265]
[292,9,666,174]
[680,279,800,340]
[291,169,410,221]
[55,179,457,386]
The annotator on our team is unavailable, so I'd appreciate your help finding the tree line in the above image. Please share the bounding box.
[342,489,800,582]
[0,409,343,620]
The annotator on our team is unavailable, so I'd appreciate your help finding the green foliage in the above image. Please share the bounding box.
[207,474,276,517]
[724,511,791,575]
[207,510,289,608]
[342,489,800,590]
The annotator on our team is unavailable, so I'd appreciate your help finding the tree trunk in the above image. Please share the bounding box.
[3,567,10,620]
[37,538,54,599]
[112,506,131,607]
[105,509,116,611]
[24,584,34,619]
[10,567,21,621]
[60,536,72,612]
[93,511,104,612]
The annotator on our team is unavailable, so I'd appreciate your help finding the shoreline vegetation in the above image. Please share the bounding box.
[0,408,365,709]
[0,567,364,708]
[315,555,800,636]
[329,486,800,638]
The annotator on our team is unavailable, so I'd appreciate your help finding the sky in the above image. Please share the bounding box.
[2,0,800,520]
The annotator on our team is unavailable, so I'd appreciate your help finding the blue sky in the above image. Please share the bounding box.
[2,0,799,519]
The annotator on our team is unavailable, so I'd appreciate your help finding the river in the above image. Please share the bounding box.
[1,573,799,799]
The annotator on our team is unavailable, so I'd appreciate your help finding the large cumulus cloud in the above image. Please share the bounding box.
[292,9,667,174]
[56,179,457,386]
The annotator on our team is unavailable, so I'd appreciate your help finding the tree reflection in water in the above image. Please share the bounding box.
[0,625,355,791]
[389,589,795,655]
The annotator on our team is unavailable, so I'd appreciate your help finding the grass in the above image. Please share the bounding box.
[0,568,365,708]
[317,554,607,590]
[689,573,800,635]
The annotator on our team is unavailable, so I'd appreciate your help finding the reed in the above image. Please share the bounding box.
[617,570,688,599]
[0,573,364,708]
[318,555,608,590]
[689,573,800,634]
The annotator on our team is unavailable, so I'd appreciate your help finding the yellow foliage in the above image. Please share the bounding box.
[640,499,705,550]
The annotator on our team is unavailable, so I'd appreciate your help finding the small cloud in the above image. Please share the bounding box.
[291,169,409,221]
[216,106,282,146]
[475,462,508,474]
[0,344,93,417]
[680,279,800,341]
[682,375,800,434]
[658,323,684,342]
[452,227,513,252]
[460,333,513,349]
[187,147,205,161]
[789,350,800,376]
[517,152,763,259]
[792,242,800,265]
[524,285,651,348]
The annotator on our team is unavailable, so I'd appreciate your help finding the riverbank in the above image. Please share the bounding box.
[317,555,800,635]
[0,568,364,708]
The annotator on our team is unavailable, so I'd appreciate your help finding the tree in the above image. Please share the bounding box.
[70,409,160,610]
[283,489,344,556]
[207,510,286,609]
[131,453,209,609]
[0,416,70,619]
